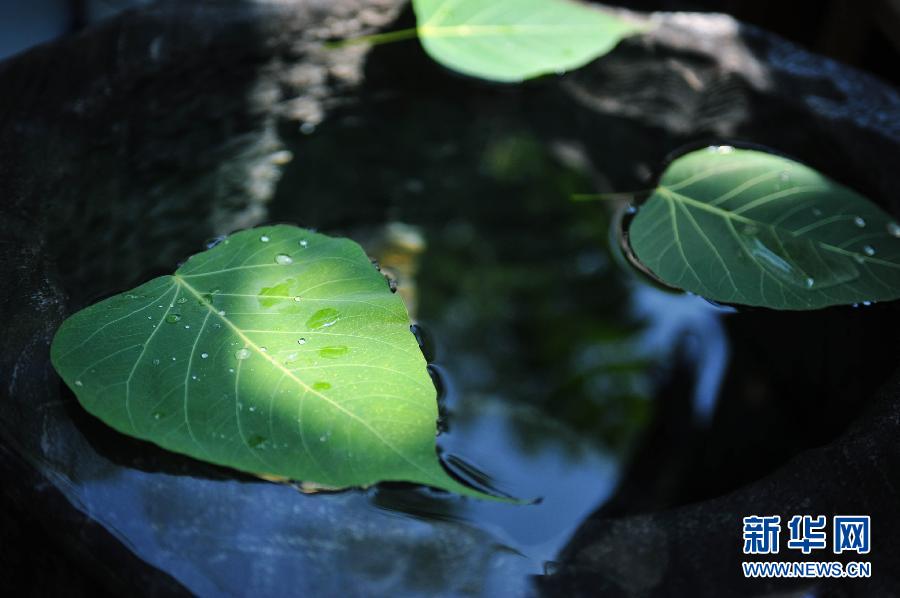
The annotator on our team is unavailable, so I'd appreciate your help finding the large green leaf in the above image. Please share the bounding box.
[51,225,499,499]
[628,148,900,309]
[411,0,647,82]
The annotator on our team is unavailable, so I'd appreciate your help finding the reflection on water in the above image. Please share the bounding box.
[631,286,730,422]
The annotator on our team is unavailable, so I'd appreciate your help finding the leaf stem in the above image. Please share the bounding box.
[572,190,654,202]
[325,27,420,49]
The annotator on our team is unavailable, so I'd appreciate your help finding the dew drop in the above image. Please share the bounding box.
[888,222,900,237]
[249,405,257,412]
[306,308,340,330]
[75,380,83,387]
[165,314,181,323]
[228,368,235,373]
[235,348,251,360]
[218,310,226,316]
[284,352,298,363]
[812,208,823,217]
[171,356,177,361]
[805,277,814,288]
[713,145,734,154]
[854,216,866,228]
[297,338,307,345]
[176,297,188,304]
[260,346,268,353]
[299,239,309,248]
[863,245,876,256]
[191,374,198,380]
[275,253,293,265]
[319,435,327,442]
[319,345,349,358]
[201,352,209,359]
[260,235,270,242]
[153,411,163,420]
[206,235,226,249]
[184,324,191,329]
[292,296,302,302]
[152,358,160,366]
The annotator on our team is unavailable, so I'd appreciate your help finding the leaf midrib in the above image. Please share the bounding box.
[659,187,900,270]
[171,274,443,485]
[419,23,620,38]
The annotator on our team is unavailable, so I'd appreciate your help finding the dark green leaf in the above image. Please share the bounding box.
[629,148,900,309]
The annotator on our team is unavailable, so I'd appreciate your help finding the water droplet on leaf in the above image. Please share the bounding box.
[888,222,900,237]
[235,348,251,360]
[319,346,349,358]
[275,253,293,265]
[307,308,340,330]
[165,314,181,323]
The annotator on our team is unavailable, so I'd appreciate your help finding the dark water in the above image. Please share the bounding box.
[29,38,900,597]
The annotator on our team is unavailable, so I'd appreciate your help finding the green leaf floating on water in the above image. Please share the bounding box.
[629,147,900,310]
[411,0,648,82]
[51,225,503,500]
